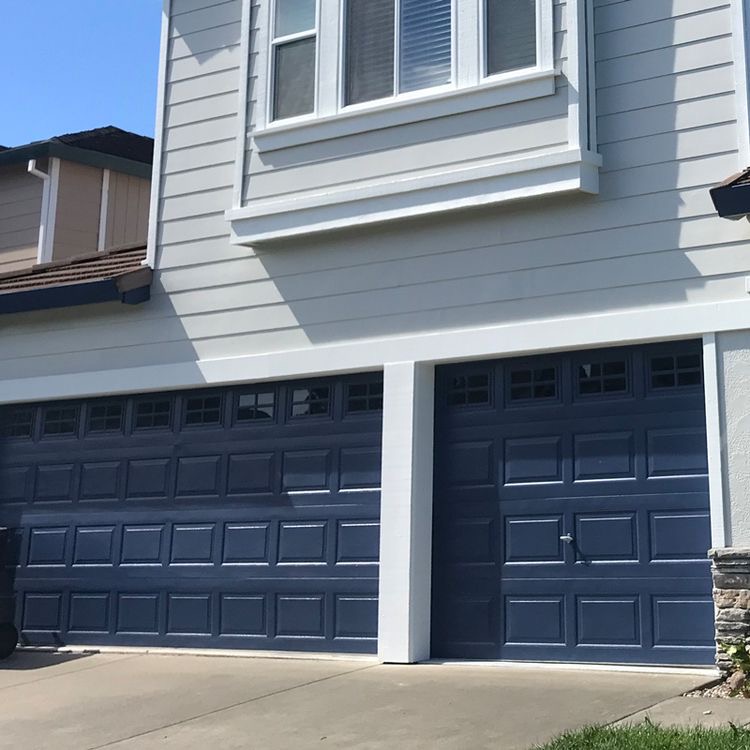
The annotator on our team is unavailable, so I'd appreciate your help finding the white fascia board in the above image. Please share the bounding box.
[4,297,750,405]
[227,148,602,245]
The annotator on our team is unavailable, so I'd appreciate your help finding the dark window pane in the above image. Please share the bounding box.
[578,359,628,396]
[652,373,676,389]
[509,367,557,401]
[603,361,626,375]
[134,400,172,430]
[400,0,452,93]
[274,37,316,120]
[88,403,123,433]
[292,386,331,417]
[650,352,702,390]
[652,357,674,372]
[678,370,702,386]
[185,396,222,426]
[237,392,275,421]
[486,0,537,76]
[579,380,601,395]
[603,377,627,392]
[346,380,384,413]
[43,406,78,436]
[345,0,395,105]
[447,372,490,407]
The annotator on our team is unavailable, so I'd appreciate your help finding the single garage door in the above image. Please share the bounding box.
[0,373,382,653]
[432,341,714,665]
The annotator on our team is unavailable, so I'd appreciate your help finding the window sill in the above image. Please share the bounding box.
[226,147,602,246]
[252,68,559,153]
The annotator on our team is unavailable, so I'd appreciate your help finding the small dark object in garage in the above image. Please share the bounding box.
[0,623,17,660]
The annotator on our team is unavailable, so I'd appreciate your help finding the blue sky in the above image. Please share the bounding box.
[0,1,162,147]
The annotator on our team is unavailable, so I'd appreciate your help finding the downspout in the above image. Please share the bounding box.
[27,159,50,264]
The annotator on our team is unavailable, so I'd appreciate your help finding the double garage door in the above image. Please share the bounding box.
[432,340,715,666]
[0,341,715,664]
[0,374,383,653]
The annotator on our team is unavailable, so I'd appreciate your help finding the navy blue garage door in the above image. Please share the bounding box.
[432,341,714,665]
[0,374,382,653]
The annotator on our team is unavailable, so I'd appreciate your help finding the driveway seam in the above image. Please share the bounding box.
[85,663,378,750]
[0,654,144,693]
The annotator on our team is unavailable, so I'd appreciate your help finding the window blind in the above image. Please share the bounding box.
[486,0,537,75]
[400,0,452,93]
[345,0,395,106]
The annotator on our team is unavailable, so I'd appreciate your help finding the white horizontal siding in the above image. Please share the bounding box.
[2,0,750,395]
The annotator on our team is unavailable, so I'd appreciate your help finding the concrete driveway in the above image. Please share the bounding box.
[0,651,712,750]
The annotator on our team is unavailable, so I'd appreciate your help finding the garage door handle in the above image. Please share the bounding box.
[559,534,574,544]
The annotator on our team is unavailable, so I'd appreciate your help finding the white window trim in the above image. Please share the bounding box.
[254,0,556,153]
[266,0,321,127]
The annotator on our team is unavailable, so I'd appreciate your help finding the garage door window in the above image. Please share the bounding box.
[577,360,628,396]
[237,391,276,422]
[650,353,702,389]
[2,408,34,439]
[134,400,172,430]
[508,366,557,402]
[87,403,124,434]
[43,407,78,437]
[447,373,491,407]
[291,386,331,417]
[184,395,223,426]
[346,380,384,413]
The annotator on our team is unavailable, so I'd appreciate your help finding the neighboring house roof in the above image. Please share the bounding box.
[0,126,153,179]
[0,245,152,314]
[710,167,750,219]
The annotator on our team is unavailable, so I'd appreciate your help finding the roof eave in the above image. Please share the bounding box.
[0,142,151,179]
[0,269,152,315]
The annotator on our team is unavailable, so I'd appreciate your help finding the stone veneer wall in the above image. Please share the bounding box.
[710,548,750,673]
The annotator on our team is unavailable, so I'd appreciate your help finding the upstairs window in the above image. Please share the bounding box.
[345,0,453,106]
[272,0,318,121]
[262,0,552,127]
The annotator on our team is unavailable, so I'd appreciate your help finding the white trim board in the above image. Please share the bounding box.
[146,0,171,269]
[732,0,750,165]
[97,169,110,252]
[703,332,729,548]
[232,0,252,208]
[228,148,601,244]
[3,297,750,404]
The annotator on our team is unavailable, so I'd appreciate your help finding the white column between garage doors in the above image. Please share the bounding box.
[378,362,435,663]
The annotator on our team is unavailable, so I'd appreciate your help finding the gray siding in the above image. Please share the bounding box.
[53,160,102,260]
[105,171,151,249]
[0,0,748,388]
[0,164,42,274]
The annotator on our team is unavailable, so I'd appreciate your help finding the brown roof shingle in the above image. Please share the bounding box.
[0,245,152,314]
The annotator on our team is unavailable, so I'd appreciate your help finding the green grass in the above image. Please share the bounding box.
[534,723,750,750]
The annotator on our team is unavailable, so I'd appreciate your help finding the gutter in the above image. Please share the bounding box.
[2,142,151,180]
[26,159,51,261]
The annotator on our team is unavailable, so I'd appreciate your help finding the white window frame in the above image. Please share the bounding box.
[337,0,459,114]
[267,0,322,127]
[254,0,556,149]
